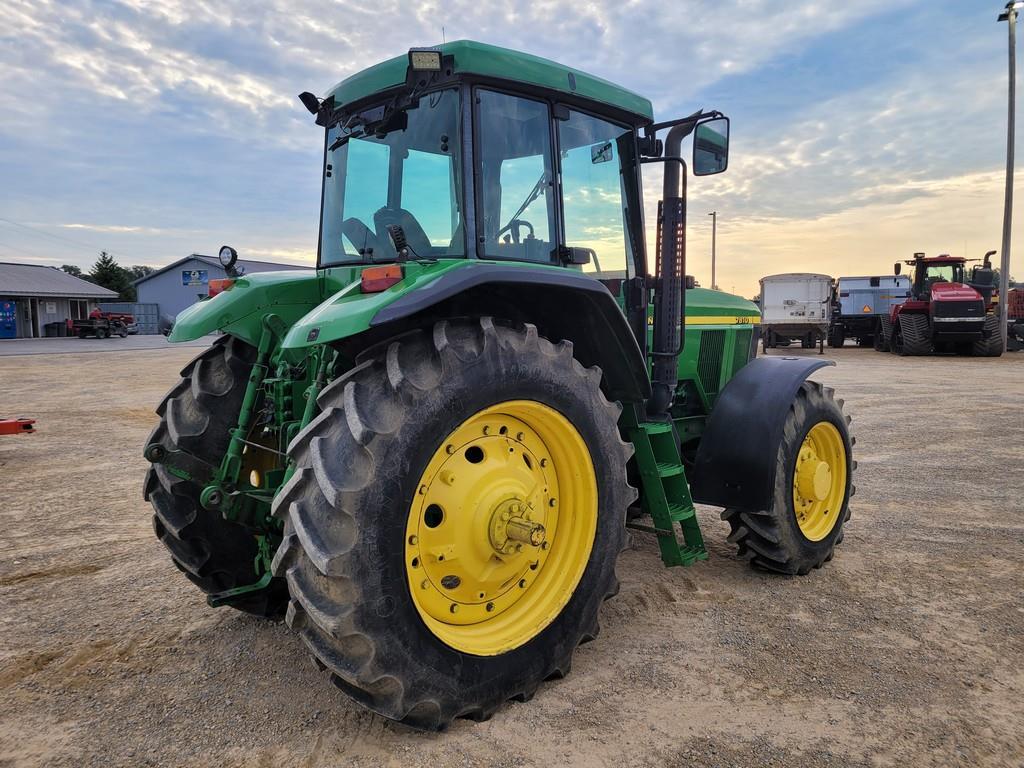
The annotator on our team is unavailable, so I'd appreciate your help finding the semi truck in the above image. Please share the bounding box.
[828,275,911,348]
[759,273,832,352]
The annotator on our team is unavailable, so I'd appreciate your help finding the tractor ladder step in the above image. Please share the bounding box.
[625,418,707,567]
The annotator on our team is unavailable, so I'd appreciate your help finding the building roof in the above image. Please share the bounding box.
[0,262,119,299]
[326,40,654,122]
[133,254,313,285]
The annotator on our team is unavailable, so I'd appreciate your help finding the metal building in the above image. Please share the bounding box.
[133,254,311,323]
[0,262,118,339]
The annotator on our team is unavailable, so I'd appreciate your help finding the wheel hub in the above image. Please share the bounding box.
[489,499,546,555]
[792,421,847,541]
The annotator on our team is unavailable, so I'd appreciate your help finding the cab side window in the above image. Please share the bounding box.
[476,90,556,262]
[558,111,634,280]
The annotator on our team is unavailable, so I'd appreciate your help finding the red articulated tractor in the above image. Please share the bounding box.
[876,252,1002,357]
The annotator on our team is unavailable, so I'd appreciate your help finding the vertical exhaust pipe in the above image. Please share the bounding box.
[648,123,694,418]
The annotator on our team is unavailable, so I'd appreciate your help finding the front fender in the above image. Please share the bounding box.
[690,355,835,511]
[169,270,323,347]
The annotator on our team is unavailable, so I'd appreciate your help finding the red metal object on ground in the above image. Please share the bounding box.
[0,418,36,435]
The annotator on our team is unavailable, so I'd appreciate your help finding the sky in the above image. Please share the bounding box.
[0,0,1019,298]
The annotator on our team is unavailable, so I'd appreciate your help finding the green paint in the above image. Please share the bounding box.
[168,270,323,346]
[326,40,653,121]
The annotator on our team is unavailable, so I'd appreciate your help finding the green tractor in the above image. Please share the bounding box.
[145,41,854,729]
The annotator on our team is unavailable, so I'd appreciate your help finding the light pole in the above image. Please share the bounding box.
[997,1,1022,352]
[707,211,717,290]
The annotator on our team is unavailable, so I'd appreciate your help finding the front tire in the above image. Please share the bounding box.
[721,381,854,574]
[894,314,932,356]
[972,315,1004,357]
[144,335,288,617]
[271,318,634,729]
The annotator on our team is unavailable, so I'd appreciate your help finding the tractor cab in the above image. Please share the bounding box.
[901,253,968,302]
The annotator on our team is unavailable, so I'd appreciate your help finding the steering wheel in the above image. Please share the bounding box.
[497,218,535,245]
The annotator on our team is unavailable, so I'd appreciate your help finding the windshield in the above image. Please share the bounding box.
[924,264,964,283]
[320,89,464,265]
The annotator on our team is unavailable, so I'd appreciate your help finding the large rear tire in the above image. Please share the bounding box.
[971,315,1004,357]
[271,318,634,730]
[144,335,289,617]
[721,381,854,574]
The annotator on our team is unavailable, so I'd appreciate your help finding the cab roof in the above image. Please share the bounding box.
[325,40,654,123]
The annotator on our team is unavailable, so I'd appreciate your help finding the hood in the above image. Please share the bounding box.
[931,282,981,302]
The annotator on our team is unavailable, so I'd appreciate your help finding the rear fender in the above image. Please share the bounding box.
[282,260,652,403]
[169,271,322,347]
[690,356,834,511]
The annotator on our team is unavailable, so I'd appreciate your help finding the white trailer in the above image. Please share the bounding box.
[759,273,832,352]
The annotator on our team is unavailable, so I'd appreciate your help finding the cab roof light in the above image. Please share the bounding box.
[408,48,442,72]
[361,265,403,293]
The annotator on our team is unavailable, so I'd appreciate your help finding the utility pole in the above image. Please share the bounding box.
[998,2,1022,352]
[707,211,717,290]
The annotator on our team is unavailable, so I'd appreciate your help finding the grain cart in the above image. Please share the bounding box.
[144,41,855,729]
[877,252,1002,356]
[759,273,832,351]
[828,274,910,348]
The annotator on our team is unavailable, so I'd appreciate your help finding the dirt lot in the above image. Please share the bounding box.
[0,343,1021,767]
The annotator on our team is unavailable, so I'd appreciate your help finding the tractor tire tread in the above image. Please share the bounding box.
[971,315,1004,357]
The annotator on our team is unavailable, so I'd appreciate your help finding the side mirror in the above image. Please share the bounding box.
[693,117,729,176]
[556,246,593,266]
[894,263,901,275]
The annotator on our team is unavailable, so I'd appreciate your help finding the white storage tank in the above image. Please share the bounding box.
[759,273,833,350]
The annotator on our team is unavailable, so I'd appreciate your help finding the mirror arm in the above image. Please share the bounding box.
[643,109,724,139]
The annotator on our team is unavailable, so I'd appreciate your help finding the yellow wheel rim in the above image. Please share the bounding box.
[792,421,847,542]
[405,400,598,656]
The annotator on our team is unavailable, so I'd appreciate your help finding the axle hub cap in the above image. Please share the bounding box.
[406,400,597,656]
[792,421,847,541]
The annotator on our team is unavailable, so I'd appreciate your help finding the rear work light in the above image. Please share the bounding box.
[208,278,235,297]
[361,265,403,293]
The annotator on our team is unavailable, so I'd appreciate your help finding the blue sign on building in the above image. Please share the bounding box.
[0,300,17,339]
[182,269,208,287]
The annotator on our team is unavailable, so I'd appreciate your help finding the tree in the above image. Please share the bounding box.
[89,251,135,301]
[127,265,154,281]
[61,264,93,282]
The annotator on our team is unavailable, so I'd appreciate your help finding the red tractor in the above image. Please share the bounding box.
[876,252,1002,357]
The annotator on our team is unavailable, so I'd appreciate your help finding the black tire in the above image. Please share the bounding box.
[96,328,108,339]
[144,335,289,617]
[894,314,932,356]
[874,317,891,352]
[721,381,854,574]
[827,327,845,348]
[271,318,634,730]
[971,315,1004,357]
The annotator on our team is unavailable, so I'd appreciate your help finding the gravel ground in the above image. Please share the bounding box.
[0,343,1021,767]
